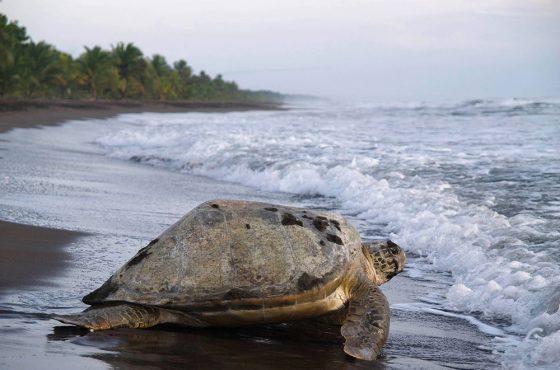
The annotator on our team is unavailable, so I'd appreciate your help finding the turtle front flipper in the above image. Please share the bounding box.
[341,278,390,361]
[52,303,208,330]
[52,304,162,330]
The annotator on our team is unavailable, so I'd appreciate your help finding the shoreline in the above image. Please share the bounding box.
[0,98,283,134]
[0,221,86,295]
[0,99,500,369]
[0,98,280,294]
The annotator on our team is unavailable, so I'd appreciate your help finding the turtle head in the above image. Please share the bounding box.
[362,240,406,284]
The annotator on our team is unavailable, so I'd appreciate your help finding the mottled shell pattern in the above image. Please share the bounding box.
[84,199,363,307]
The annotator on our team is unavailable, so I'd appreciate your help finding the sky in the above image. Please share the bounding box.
[1,0,559,101]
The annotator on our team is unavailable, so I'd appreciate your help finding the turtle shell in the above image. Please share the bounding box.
[83,199,362,307]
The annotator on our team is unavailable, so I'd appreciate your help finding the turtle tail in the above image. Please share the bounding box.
[51,303,161,330]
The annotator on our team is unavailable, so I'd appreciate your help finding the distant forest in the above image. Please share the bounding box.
[0,14,282,103]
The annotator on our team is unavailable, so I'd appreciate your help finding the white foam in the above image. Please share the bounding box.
[532,330,560,363]
[392,302,505,337]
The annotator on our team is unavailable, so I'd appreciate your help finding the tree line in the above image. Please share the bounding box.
[0,14,282,103]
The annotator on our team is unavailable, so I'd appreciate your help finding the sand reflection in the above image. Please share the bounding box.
[50,321,386,370]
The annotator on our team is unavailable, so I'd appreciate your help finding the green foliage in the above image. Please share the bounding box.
[0,14,28,96]
[111,42,146,98]
[147,54,176,100]
[77,46,115,99]
[18,41,63,97]
[0,13,284,103]
[56,52,81,98]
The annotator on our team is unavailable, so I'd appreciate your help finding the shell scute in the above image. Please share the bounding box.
[85,199,362,307]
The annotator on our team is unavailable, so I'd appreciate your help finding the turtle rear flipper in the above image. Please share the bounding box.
[52,304,207,330]
[341,276,390,361]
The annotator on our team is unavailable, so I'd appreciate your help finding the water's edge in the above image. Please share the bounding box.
[1,98,559,368]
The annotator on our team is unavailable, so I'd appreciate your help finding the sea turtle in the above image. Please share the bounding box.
[53,199,406,360]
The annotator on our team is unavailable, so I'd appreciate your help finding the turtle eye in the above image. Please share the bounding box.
[387,241,400,255]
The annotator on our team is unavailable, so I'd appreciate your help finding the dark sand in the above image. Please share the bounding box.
[0,98,282,134]
[0,221,85,295]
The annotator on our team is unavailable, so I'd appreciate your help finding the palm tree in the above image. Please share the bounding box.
[147,54,176,100]
[55,52,81,98]
[150,54,171,77]
[0,16,13,66]
[19,41,62,97]
[173,59,192,80]
[0,27,16,96]
[173,59,192,98]
[111,42,146,98]
[189,70,214,100]
[0,14,28,96]
[77,46,113,99]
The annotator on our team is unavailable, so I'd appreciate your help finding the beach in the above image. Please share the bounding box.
[0,99,281,298]
[0,221,84,295]
[2,99,558,369]
[0,99,282,134]
[0,98,281,294]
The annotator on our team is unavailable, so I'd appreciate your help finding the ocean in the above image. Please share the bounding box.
[0,98,559,369]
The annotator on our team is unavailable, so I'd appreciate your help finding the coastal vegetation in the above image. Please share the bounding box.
[0,13,282,103]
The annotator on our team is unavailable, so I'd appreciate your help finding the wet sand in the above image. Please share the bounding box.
[0,221,85,295]
[0,98,282,134]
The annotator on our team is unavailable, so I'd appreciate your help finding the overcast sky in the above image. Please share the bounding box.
[1,0,559,101]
